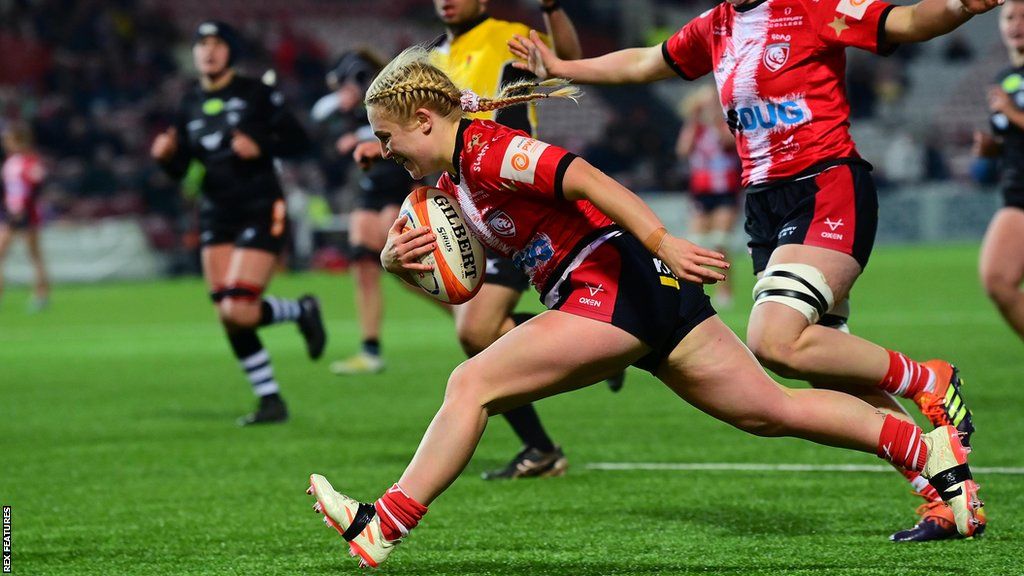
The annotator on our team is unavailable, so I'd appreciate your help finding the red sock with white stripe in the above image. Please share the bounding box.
[897,468,942,502]
[878,350,937,398]
[876,415,928,471]
[374,484,428,542]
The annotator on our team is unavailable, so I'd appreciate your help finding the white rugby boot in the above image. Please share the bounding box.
[307,474,398,568]
[920,426,984,537]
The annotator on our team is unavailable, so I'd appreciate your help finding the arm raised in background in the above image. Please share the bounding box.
[885,0,1002,43]
[988,86,1024,131]
[561,157,728,284]
[676,121,698,159]
[509,30,674,84]
[537,0,582,60]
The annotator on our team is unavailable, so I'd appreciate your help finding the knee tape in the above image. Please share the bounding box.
[211,282,264,303]
[210,284,228,303]
[818,298,851,334]
[348,244,379,263]
[752,264,834,324]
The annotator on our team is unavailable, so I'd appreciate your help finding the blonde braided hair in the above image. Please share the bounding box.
[365,46,580,122]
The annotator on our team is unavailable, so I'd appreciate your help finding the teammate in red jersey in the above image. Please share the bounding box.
[510,0,1001,541]
[676,85,742,309]
[303,48,983,568]
[0,122,50,311]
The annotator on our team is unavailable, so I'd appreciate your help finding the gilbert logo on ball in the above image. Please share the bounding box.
[399,187,485,304]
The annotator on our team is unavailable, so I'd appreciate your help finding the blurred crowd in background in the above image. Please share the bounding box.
[0,0,1001,274]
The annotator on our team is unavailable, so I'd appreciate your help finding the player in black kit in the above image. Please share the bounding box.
[977,0,1024,341]
[312,51,416,375]
[151,21,326,425]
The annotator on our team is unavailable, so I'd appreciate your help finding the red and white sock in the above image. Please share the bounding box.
[374,484,428,542]
[878,350,937,398]
[876,415,928,472]
[897,468,942,502]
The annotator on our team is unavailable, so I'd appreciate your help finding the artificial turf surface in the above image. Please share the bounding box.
[1,243,1021,575]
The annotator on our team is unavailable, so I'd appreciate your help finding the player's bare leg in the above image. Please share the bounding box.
[748,244,980,538]
[688,204,712,240]
[332,207,396,375]
[455,284,569,479]
[203,246,324,425]
[746,245,888,383]
[452,283,519,356]
[404,310,638,502]
[746,244,973,436]
[308,313,982,567]
[307,311,641,566]
[657,316,982,534]
[688,206,713,302]
[215,247,278,328]
[25,227,49,309]
[979,207,1024,340]
[0,225,13,303]
[708,204,737,307]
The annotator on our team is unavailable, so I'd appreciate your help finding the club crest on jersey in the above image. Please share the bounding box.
[763,43,790,72]
[500,136,548,185]
[486,210,516,238]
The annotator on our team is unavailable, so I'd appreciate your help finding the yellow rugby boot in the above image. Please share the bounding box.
[329,352,385,375]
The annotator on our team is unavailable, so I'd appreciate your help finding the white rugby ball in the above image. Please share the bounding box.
[399,186,486,304]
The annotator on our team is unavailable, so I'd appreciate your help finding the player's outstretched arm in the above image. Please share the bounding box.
[538,0,582,60]
[561,158,728,284]
[885,0,1003,43]
[509,30,674,84]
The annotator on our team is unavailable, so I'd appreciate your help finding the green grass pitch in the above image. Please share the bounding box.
[1,243,1021,575]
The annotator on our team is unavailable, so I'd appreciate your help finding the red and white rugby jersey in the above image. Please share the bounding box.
[663,0,896,188]
[436,119,613,291]
[689,124,742,195]
[1,152,45,214]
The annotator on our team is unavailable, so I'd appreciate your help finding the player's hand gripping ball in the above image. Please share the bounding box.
[395,187,486,304]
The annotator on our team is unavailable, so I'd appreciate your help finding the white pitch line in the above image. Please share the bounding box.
[586,462,1024,475]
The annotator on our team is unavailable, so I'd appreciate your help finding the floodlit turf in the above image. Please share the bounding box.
[1,243,1021,575]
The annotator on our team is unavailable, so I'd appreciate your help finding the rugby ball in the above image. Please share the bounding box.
[399,186,486,304]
